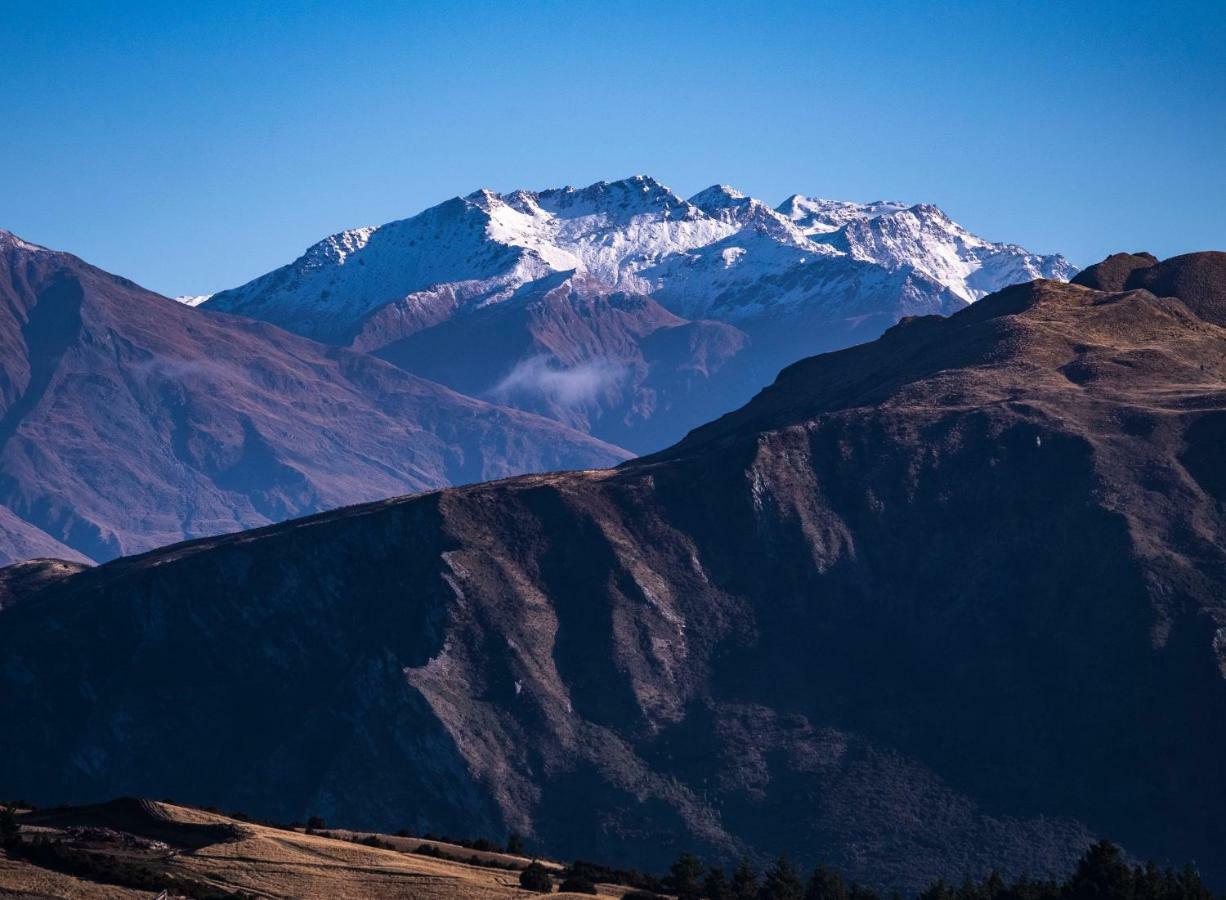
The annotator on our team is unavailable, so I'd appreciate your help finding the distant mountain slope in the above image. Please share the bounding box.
[0,230,627,564]
[203,176,1071,450]
[373,273,752,451]
[5,254,1222,893]
[0,504,88,565]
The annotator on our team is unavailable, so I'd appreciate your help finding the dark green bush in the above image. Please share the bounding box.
[559,873,599,894]
[520,860,554,893]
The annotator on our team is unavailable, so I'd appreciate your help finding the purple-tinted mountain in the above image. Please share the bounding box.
[2,253,1222,892]
[0,230,628,564]
[374,273,751,452]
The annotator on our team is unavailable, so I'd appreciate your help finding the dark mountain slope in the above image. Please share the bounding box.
[0,230,628,564]
[2,256,1224,892]
[1068,251,1159,291]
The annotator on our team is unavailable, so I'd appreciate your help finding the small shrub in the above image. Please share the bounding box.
[306,815,326,832]
[520,860,553,893]
[0,806,19,846]
[559,874,599,894]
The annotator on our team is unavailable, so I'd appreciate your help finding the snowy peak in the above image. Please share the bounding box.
[534,175,695,220]
[688,184,748,212]
[300,226,378,268]
[778,195,912,235]
[688,184,812,247]
[813,202,1075,302]
[0,229,49,254]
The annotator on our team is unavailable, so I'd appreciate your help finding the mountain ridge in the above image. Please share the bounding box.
[204,175,1073,344]
[0,233,628,564]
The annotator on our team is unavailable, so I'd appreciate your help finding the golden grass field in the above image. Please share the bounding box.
[0,800,633,899]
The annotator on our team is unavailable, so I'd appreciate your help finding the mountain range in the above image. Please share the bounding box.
[0,229,625,565]
[0,178,1072,565]
[4,251,1222,892]
[203,176,1074,450]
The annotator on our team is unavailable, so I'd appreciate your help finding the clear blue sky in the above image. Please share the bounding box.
[2,0,1223,296]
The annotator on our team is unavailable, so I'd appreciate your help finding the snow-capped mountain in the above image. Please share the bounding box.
[205,175,1071,340]
[784,198,1076,303]
[201,177,1074,451]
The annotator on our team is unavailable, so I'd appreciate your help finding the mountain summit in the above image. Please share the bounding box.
[202,178,1074,451]
[4,253,1221,891]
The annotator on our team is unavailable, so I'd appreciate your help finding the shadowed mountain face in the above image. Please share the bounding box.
[2,255,1225,892]
[0,231,628,564]
[374,273,754,453]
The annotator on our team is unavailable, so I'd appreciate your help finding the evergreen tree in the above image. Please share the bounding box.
[507,832,525,855]
[807,865,848,900]
[732,858,761,900]
[670,852,706,900]
[1172,863,1213,900]
[761,856,805,900]
[705,866,734,900]
[918,878,954,900]
[1064,841,1132,900]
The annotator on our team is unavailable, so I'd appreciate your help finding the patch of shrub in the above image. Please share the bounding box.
[10,837,249,899]
[567,859,665,894]
[559,873,599,894]
[1,806,19,846]
[520,860,554,893]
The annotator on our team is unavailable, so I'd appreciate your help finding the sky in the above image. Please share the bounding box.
[2,0,1224,297]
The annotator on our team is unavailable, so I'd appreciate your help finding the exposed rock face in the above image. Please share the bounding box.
[3,255,1225,892]
[0,230,628,564]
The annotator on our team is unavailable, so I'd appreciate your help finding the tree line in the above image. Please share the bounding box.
[515,841,1218,899]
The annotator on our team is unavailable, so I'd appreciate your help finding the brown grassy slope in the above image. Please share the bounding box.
[1,800,617,899]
